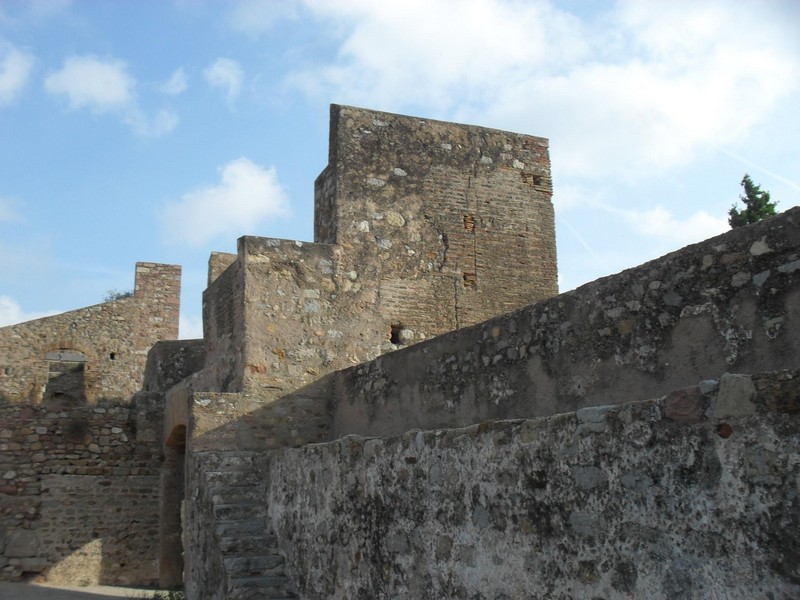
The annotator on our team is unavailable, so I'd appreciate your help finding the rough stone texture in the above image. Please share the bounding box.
[0,396,162,583]
[0,263,181,404]
[328,207,800,438]
[268,369,800,599]
[194,105,557,403]
[3,105,799,597]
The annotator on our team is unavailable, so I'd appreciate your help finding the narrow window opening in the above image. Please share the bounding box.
[109,352,116,360]
[390,324,403,345]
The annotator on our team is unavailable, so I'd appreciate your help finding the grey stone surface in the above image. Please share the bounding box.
[713,373,757,418]
[268,370,800,599]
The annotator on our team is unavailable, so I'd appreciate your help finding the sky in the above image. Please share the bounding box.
[0,0,798,339]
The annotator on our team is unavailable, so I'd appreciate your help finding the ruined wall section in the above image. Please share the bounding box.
[316,104,557,339]
[201,259,246,393]
[208,252,237,286]
[331,208,800,438]
[268,369,800,599]
[0,395,163,584]
[0,263,181,404]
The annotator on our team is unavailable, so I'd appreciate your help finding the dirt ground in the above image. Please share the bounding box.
[0,582,169,599]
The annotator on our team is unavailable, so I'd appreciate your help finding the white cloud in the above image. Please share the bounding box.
[630,207,729,246]
[600,203,728,247]
[125,108,180,138]
[0,295,58,327]
[0,42,35,106]
[44,55,179,137]
[45,55,135,112]
[161,67,188,96]
[227,0,299,36]
[204,58,243,105]
[160,157,290,246]
[179,313,204,340]
[289,0,800,180]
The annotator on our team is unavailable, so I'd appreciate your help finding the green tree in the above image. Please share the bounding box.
[728,174,778,228]
[103,289,133,302]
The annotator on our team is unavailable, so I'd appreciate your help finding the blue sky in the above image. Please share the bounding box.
[1,0,798,339]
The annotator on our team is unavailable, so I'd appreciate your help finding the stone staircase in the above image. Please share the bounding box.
[203,452,296,599]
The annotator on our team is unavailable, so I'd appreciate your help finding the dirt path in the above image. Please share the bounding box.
[0,582,167,599]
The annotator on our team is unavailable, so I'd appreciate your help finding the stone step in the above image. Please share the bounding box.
[213,502,266,521]
[211,490,264,507]
[214,517,265,537]
[219,534,279,555]
[227,575,294,599]
[224,554,285,576]
[208,481,264,498]
[204,470,253,487]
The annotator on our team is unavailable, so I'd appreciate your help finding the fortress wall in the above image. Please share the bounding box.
[269,368,800,599]
[238,237,346,398]
[321,105,557,333]
[0,263,181,404]
[331,208,800,438]
[0,394,163,584]
[208,252,237,286]
[192,106,560,403]
[202,257,246,393]
[141,339,206,393]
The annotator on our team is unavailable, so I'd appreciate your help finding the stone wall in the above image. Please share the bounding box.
[317,104,557,332]
[330,207,800,438]
[0,394,162,583]
[0,262,181,404]
[268,368,800,599]
[195,105,558,402]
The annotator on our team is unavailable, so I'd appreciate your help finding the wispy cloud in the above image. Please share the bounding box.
[0,295,58,327]
[0,41,35,106]
[286,0,799,180]
[179,313,203,340]
[44,55,179,137]
[159,157,290,246]
[204,58,243,105]
[161,67,188,96]
[227,0,299,36]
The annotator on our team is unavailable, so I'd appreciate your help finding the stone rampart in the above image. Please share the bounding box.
[330,207,800,438]
[0,262,181,404]
[0,394,162,584]
[194,105,558,403]
[268,368,800,599]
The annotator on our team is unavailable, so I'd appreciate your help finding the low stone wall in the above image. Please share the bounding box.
[331,208,800,438]
[0,395,162,584]
[268,368,800,599]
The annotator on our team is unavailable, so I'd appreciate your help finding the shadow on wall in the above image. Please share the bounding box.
[179,208,800,596]
[0,394,163,586]
[189,208,800,451]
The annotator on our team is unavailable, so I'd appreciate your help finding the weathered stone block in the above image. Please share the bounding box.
[713,374,757,419]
